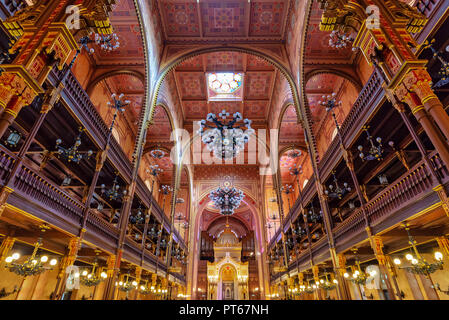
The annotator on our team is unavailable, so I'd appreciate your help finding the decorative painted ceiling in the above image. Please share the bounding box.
[157,0,292,43]
[93,0,145,66]
[304,1,356,64]
[173,52,276,124]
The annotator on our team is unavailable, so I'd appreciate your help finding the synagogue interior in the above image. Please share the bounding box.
[0,0,449,301]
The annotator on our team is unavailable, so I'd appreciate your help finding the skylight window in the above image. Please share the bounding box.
[207,72,243,101]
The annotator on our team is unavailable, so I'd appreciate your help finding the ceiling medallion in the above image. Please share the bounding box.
[209,186,245,216]
[198,109,254,160]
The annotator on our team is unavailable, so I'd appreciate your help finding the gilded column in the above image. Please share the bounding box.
[368,235,397,300]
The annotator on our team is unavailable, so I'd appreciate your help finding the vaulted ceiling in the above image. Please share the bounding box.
[156,0,292,43]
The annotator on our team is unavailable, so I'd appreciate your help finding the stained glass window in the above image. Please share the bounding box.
[207,72,243,101]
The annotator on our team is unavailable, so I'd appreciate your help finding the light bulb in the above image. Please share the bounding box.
[40,256,48,263]
[82,270,88,276]
[435,251,443,261]
[119,281,123,286]
[12,253,20,260]
[32,259,37,265]
[50,259,57,266]
[5,256,13,263]
[405,254,413,261]
[87,274,92,279]
[411,258,418,265]
[74,272,80,278]
[393,258,401,265]
[101,272,107,278]
[132,281,138,286]
[333,279,338,284]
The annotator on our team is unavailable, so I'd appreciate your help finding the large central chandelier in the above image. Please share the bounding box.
[209,186,245,216]
[198,110,254,160]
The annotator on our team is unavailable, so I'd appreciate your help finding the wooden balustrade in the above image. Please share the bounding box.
[50,69,133,183]
[13,165,84,224]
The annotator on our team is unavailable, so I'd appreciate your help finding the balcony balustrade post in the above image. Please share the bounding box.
[51,237,82,300]
[368,235,397,300]
[79,149,108,235]
[273,173,289,271]
[397,89,449,169]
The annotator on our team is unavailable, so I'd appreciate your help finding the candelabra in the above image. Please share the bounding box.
[343,249,375,285]
[319,92,342,112]
[317,274,338,291]
[197,110,254,159]
[147,224,162,240]
[422,39,449,88]
[281,184,294,211]
[160,185,173,196]
[324,171,351,199]
[77,259,108,287]
[150,148,166,159]
[55,127,93,164]
[328,30,354,49]
[116,274,138,292]
[292,223,306,238]
[107,93,130,135]
[129,204,145,225]
[5,238,57,277]
[307,205,322,224]
[209,186,244,216]
[138,280,152,295]
[78,31,120,54]
[357,126,383,161]
[101,174,127,201]
[392,224,444,276]
[147,164,163,177]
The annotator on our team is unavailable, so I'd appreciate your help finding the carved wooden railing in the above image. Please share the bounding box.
[85,210,119,245]
[0,146,15,185]
[49,68,133,183]
[13,165,84,224]
[310,236,329,259]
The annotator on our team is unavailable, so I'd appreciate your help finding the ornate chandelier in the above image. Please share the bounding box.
[78,259,108,287]
[55,127,93,164]
[5,238,57,277]
[116,274,138,292]
[209,186,245,216]
[324,171,351,199]
[392,224,444,275]
[101,174,127,201]
[78,31,120,54]
[328,30,354,49]
[150,148,165,159]
[198,110,254,160]
[358,126,383,161]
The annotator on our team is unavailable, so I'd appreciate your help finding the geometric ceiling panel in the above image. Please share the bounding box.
[176,72,207,99]
[183,101,208,120]
[243,101,268,119]
[249,1,287,36]
[161,2,201,37]
[205,52,244,71]
[209,101,242,115]
[244,72,273,99]
[200,2,246,37]
[246,54,274,71]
